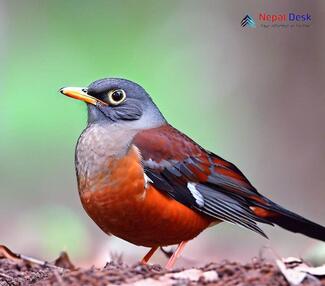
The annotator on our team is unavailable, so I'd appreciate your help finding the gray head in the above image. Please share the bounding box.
[60,78,166,129]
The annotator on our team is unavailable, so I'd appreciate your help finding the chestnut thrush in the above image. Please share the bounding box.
[60,78,325,269]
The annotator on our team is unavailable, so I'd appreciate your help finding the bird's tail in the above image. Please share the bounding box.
[250,199,325,242]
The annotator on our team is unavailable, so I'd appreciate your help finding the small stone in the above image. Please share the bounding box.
[172,268,203,281]
[202,270,219,282]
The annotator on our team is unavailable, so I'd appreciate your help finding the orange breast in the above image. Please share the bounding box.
[79,146,216,247]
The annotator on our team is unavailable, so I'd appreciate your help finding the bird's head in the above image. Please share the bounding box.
[60,78,165,128]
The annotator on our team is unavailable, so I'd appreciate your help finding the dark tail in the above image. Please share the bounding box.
[251,200,325,242]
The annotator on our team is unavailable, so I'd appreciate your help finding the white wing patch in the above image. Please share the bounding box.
[144,158,175,169]
[144,172,153,189]
[187,182,205,207]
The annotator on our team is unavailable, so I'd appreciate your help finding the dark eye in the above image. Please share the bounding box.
[107,89,126,105]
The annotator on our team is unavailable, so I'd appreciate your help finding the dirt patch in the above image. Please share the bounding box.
[0,255,324,286]
[0,245,324,285]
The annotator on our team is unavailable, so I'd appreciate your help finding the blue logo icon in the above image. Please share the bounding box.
[241,15,256,28]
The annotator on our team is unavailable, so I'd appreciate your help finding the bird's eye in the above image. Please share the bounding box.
[107,89,126,105]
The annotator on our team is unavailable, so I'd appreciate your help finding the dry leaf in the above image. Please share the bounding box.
[54,251,76,270]
[296,264,325,277]
[277,256,325,285]
[0,245,20,261]
[276,258,306,285]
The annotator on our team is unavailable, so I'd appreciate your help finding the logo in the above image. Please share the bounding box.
[259,12,311,22]
[241,12,312,29]
[241,15,256,28]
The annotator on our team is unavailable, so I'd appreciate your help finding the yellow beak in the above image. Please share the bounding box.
[60,87,101,105]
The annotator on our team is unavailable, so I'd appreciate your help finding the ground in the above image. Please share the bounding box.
[0,246,324,285]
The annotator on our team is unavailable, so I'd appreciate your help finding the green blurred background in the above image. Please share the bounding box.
[1,0,324,267]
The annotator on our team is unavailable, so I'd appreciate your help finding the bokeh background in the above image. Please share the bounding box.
[1,0,324,267]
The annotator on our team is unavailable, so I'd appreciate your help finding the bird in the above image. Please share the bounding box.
[60,78,325,269]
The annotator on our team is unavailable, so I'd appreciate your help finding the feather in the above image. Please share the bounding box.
[132,124,271,237]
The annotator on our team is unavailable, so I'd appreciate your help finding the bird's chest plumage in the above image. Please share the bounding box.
[75,123,139,194]
[75,123,211,247]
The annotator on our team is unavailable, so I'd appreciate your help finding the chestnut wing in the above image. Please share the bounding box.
[133,124,272,236]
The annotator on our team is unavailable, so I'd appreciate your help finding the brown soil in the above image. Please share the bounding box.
[0,254,324,286]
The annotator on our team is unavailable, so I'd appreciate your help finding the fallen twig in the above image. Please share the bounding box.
[0,244,69,272]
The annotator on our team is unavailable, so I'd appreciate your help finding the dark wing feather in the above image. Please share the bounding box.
[133,124,273,237]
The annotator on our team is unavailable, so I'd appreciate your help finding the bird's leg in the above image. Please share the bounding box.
[165,240,188,270]
[140,246,159,264]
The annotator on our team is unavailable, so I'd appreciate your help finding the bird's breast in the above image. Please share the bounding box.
[75,124,214,246]
[75,123,138,193]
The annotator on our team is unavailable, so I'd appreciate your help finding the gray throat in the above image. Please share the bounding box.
[75,104,166,192]
[75,122,140,193]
